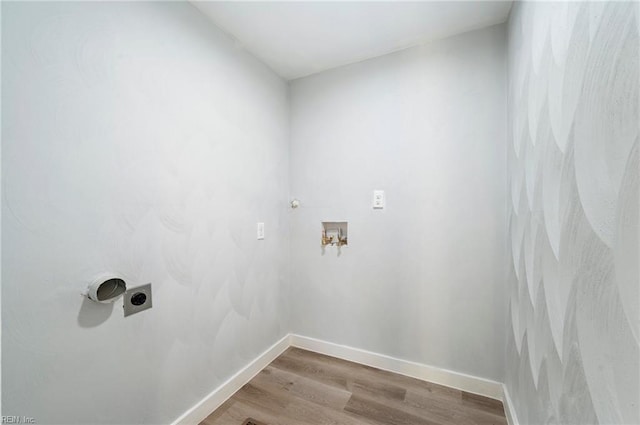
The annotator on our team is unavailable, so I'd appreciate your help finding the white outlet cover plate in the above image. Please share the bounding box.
[257,222,265,239]
[373,190,385,209]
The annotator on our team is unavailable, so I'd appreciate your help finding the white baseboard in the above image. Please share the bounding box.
[290,334,504,401]
[501,384,520,425]
[173,333,514,424]
[171,333,291,425]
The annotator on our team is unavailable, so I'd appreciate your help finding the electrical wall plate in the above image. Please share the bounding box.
[123,283,152,317]
[373,190,385,209]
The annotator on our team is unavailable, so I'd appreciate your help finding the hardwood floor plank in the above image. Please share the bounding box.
[282,348,411,402]
[280,393,373,425]
[350,378,407,401]
[403,390,507,425]
[199,347,507,425]
[344,394,442,425]
[200,399,235,425]
[243,367,363,425]
[233,383,291,414]
[284,347,461,401]
[207,400,285,425]
[348,378,501,425]
[271,352,350,391]
[261,365,352,410]
[461,391,506,416]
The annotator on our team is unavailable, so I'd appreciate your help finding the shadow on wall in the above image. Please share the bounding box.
[77,297,115,328]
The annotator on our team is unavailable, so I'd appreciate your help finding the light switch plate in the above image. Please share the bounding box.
[124,283,152,317]
[257,222,265,240]
[373,190,385,209]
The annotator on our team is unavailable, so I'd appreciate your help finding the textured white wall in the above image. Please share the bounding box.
[289,25,508,382]
[505,2,639,424]
[1,2,289,423]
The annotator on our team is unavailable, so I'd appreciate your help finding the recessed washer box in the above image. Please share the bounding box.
[321,221,348,247]
[123,283,152,317]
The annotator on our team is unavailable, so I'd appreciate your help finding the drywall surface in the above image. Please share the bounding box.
[193,1,512,80]
[289,25,508,382]
[505,2,639,424]
[2,2,289,423]
[0,1,3,415]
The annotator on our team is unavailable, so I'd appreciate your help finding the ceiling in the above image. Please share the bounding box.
[192,1,513,80]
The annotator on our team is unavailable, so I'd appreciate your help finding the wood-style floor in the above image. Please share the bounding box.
[200,347,507,425]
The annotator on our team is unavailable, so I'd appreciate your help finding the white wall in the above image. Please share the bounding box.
[505,2,639,424]
[0,1,3,415]
[289,25,508,382]
[1,2,289,423]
